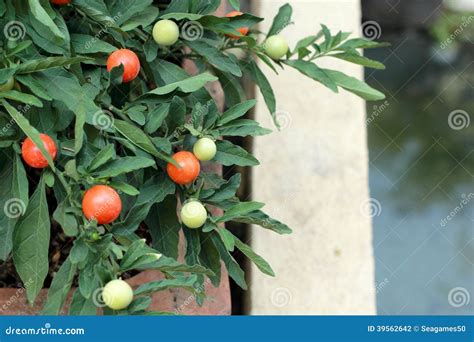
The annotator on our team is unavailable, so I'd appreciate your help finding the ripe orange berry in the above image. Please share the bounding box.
[106,49,141,83]
[166,151,200,185]
[225,11,249,39]
[21,134,57,169]
[51,0,70,5]
[82,185,122,225]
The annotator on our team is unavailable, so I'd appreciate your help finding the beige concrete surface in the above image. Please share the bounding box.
[248,0,377,314]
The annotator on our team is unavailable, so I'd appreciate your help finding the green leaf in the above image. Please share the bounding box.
[228,0,240,11]
[336,38,389,50]
[218,99,256,126]
[148,73,217,96]
[186,40,242,77]
[52,199,78,237]
[0,151,29,260]
[214,140,259,166]
[134,275,198,296]
[232,210,292,234]
[268,3,292,36]
[79,265,98,298]
[183,228,201,266]
[216,201,265,223]
[146,195,181,260]
[12,176,50,305]
[93,157,156,178]
[113,175,176,236]
[198,231,221,287]
[113,119,175,164]
[213,69,246,108]
[16,57,91,74]
[41,258,77,315]
[331,52,385,69]
[69,290,97,315]
[2,100,55,170]
[71,34,117,54]
[242,60,276,122]
[121,7,159,31]
[217,228,235,251]
[234,236,275,276]
[135,255,214,276]
[15,75,52,101]
[128,297,152,313]
[88,144,116,171]
[0,90,43,107]
[70,239,89,264]
[120,239,158,271]
[323,69,386,101]
[203,173,241,202]
[28,0,65,41]
[144,104,170,134]
[217,119,272,137]
[160,12,203,20]
[210,232,247,289]
[284,60,338,93]
[109,182,140,196]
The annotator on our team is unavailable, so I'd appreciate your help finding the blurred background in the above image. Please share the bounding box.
[363,0,473,314]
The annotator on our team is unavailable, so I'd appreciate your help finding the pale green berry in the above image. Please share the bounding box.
[180,201,207,229]
[102,279,133,310]
[264,35,289,60]
[152,20,180,46]
[193,137,217,161]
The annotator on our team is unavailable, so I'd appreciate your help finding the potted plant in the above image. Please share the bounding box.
[0,0,385,315]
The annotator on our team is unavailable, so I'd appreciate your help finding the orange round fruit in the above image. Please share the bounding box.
[166,151,200,185]
[82,185,122,225]
[225,11,249,39]
[51,0,70,5]
[106,49,140,83]
[21,134,57,169]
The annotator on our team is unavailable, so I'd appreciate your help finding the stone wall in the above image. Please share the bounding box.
[247,0,376,315]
